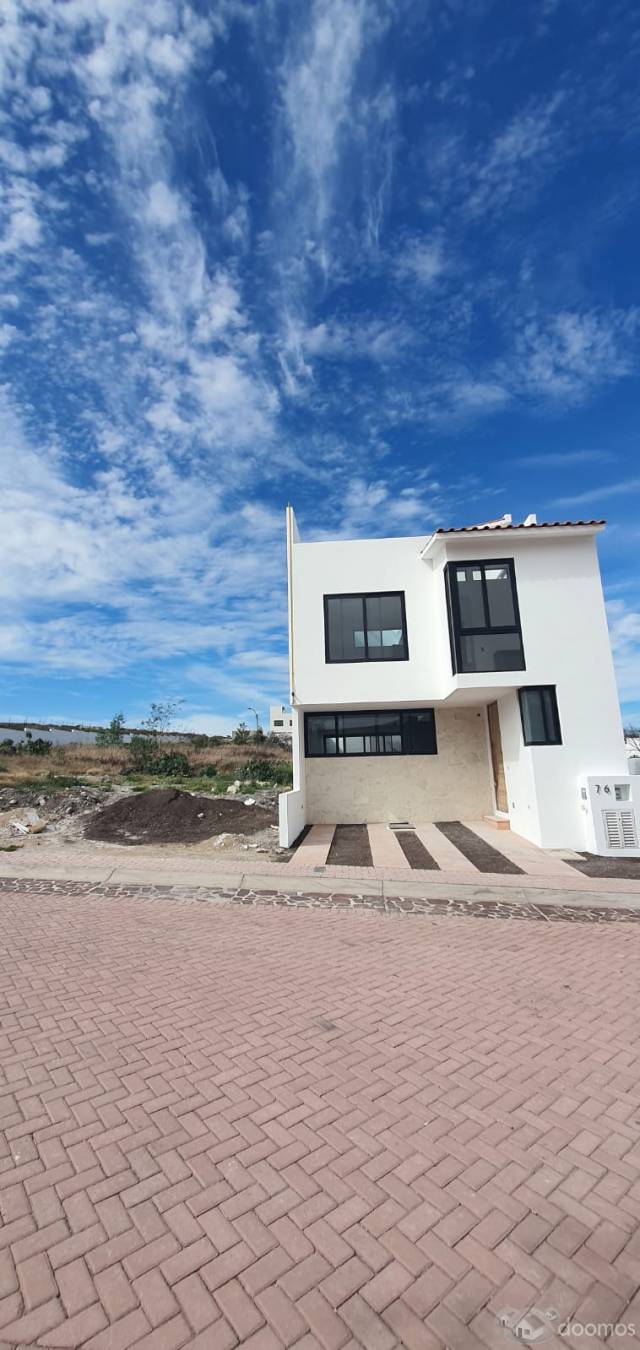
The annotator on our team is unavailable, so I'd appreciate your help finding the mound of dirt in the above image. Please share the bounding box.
[85,787,277,846]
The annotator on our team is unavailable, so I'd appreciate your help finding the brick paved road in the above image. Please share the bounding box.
[1,885,640,1349]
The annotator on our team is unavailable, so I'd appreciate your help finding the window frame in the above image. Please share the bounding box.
[518,686,562,746]
[304,709,437,758]
[444,558,525,674]
[323,591,409,665]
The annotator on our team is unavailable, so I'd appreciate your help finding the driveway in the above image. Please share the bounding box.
[1,880,639,1349]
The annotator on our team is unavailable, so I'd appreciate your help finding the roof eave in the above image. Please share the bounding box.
[420,520,605,560]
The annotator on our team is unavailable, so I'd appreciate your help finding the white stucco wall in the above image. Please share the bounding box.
[291,534,446,707]
[278,789,306,847]
[489,537,626,848]
[304,708,492,824]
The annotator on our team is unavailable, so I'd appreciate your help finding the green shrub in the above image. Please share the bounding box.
[241,757,293,786]
[25,737,52,756]
[128,735,157,772]
[202,764,218,778]
[154,751,191,777]
[0,739,16,755]
[96,713,125,746]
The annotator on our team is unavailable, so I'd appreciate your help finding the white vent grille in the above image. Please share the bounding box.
[602,809,638,851]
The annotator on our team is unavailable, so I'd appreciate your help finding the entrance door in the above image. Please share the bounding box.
[487,702,508,814]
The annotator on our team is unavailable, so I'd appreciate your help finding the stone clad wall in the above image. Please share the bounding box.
[304,707,493,824]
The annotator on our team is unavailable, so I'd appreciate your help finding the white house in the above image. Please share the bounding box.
[279,505,639,855]
[269,704,294,738]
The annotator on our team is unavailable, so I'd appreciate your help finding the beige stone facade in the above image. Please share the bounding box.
[304,707,493,823]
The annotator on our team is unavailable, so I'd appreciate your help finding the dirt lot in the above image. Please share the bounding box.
[85,786,277,845]
[0,783,286,863]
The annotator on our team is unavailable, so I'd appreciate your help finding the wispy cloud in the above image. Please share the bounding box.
[508,309,640,404]
[466,93,566,218]
[518,449,615,468]
[394,235,448,287]
[607,598,640,708]
[551,477,640,509]
[273,0,396,391]
[1,0,639,726]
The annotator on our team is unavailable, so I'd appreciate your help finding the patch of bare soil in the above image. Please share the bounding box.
[568,853,640,881]
[85,787,277,846]
[0,784,110,820]
[327,824,373,867]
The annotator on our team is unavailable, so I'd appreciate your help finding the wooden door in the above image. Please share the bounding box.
[487,702,508,814]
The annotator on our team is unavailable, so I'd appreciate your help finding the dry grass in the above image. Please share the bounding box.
[0,738,292,787]
[188,742,289,770]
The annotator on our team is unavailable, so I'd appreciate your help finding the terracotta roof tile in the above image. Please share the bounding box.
[435,519,605,535]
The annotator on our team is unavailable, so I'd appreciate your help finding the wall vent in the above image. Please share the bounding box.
[602,809,639,851]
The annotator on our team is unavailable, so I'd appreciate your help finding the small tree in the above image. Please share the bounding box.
[96,713,125,747]
[625,726,640,755]
[143,699,184,735]
[253,725,265,744]
[233,721,250,744]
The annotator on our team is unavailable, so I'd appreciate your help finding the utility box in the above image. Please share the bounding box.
[579,775,640,857]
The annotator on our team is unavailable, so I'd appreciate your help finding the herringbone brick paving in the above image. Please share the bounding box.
[1,885,639,1349]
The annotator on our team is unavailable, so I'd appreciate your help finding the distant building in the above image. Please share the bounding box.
[269,704,293,738]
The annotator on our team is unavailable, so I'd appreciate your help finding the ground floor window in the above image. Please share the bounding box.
[305,709,437,757]
[519,686,562,745]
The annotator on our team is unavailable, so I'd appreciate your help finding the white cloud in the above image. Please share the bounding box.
[302,317,410,362]
[448,380,509,411]
[518,449,614,468]
[146,181,182,229]
[174,713,236,736]
[281,0,367,274]
[607,599,640,705]
[395,236,447,287]
[274,0,396,390]
[509,308,640,403]
[551,478,640,509]
[466,93,565,217]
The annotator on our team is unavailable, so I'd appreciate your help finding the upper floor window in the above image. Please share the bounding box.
[445,559,525,674]
[324,592,408,663]
[519,686,562,745]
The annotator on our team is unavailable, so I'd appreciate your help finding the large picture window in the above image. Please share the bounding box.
[445,559,525,674]
[324,592,408,663]
[519,686,562,745]
[305,709,437,757]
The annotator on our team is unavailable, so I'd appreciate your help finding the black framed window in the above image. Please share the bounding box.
[305,709,436,757]
[324,592,408,663]
[445,559,525,674]
[519,686,562,745]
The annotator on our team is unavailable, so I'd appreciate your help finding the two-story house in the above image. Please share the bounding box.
[279,505,638,856]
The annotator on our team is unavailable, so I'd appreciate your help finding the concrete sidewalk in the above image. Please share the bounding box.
[2,843,640,911]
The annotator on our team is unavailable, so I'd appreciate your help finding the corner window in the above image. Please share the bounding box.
[519,686,562,745]
[305,709,436,757]
[445,560,525,674]
[324,593,408,663]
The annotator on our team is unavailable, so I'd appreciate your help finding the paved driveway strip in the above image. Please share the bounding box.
[0,884,639,1349]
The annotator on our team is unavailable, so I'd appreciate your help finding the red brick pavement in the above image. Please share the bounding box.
[1,886,640,1349]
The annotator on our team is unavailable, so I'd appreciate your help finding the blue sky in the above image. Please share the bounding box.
[1,0,639,734]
